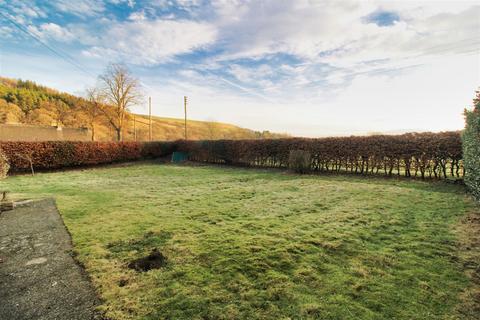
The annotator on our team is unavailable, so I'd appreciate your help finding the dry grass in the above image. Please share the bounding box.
[453,212,480,318]
[129,115,265,141]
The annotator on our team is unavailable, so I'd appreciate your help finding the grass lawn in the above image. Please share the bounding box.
[1,163,478,320]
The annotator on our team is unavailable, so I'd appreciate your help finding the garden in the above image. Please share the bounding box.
[0,93,479,319]
[1,162,479,319]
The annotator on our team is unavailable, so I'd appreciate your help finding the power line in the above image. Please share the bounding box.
[1,9,277,110]
[0,11,97,80]
[0,11,163,120]
[0,10,166,97]
[1,14,258,130]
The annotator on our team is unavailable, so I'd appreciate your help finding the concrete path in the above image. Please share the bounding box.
[0,199,101,320]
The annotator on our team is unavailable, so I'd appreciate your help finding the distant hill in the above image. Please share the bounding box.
[0,77,288,141]
[132,115,271,141]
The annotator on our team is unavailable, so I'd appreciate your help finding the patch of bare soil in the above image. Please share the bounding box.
[454,210,480,319]
[128,249,167,272]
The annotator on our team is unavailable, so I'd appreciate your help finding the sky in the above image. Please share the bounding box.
[0,0,479,137]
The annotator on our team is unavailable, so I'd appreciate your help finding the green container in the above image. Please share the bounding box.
[171,152,188,163]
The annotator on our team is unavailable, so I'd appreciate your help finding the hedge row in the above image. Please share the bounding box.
[0,141,176,172]
[176,131,463,179]
[462,91,480,200]
[0,131,464,180]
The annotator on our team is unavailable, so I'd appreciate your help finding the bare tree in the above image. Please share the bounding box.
[15,152,34,176]
[84,87,104,141]
[97,63,143,141]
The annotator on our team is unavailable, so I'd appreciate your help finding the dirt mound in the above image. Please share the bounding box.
[128,249,167,272]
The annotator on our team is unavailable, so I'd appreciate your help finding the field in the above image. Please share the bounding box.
[131,115,276,141]
[1,163,479,319]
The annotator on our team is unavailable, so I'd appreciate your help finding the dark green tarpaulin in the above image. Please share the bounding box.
[171,152,188,163]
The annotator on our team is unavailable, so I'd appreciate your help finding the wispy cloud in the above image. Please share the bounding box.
[81,19,217,64]
[50,0,107,17]
[27,22,74,42]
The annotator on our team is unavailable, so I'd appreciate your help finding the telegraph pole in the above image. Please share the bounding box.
[184,96,188,140]
[148,96,152,141]
[133,114,137,141]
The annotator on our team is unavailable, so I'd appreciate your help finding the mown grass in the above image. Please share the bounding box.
[1,163,478,319]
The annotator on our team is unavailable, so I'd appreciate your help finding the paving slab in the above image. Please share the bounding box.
[0,198,101,320]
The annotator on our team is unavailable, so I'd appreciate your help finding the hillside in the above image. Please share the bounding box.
[126,114,280,141]
[0,77,287,141]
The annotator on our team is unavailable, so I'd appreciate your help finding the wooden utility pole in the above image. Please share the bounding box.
[133,114,137,141]
[184,96,188,140]
[91,101,97,141]
[148,96,152,141]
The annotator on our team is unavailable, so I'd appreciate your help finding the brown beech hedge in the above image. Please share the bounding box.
[0,141,175,173]
[0,131,463,179]
[176,131,463,179]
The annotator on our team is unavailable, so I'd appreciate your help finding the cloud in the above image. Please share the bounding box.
[27,23,74,42]
[0,26,14,39]
[128,10,147,21]
[50,0,136,17]
[150,0,202,11]
[0,0,46,24]
[81,19,217,64]
[228,64,273,84]
[50,0,106,17]
[211,1,373,60]
[110,0,136,8]
[211,1,479,66]
[185,0,478,105]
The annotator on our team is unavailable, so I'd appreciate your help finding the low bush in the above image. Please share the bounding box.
[177,131,463,179]
[462,91,480,200]
[289,150,311,173]
[0,141,176,173]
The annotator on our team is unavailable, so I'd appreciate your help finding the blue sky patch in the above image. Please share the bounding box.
[364,10,400,27]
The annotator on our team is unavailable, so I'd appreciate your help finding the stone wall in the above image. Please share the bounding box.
[0,124,91,141]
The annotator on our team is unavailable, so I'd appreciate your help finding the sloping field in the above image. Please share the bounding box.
[1,164,478,319]
[131,115,266,141]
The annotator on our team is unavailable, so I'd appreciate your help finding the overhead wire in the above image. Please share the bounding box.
[0,11,98,80]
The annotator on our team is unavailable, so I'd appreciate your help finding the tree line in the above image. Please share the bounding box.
[0,64,140,141]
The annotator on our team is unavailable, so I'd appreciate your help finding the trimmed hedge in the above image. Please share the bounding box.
[0,131,464,181]
[462,91,480,200]
[177,131,463,179]
[0,141,176,173]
